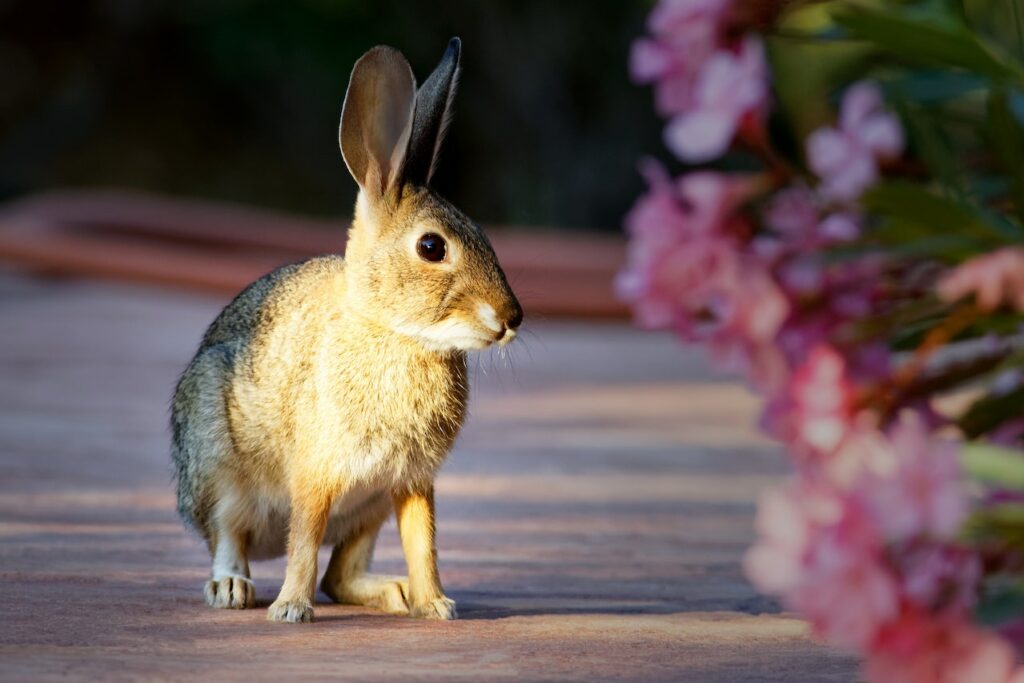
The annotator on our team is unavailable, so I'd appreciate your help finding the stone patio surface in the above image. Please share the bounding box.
[0,270,857,681]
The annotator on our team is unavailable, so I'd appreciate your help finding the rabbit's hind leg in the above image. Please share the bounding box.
[203,510,256,609]
[320,506,409,615]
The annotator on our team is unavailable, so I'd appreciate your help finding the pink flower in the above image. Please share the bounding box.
[935,629,1016,683]
[795,539,900,650]
[999,616,1024,650]
[616,162,756,331]
[665,36,769,162]
[626,7,1019,678]
[677,169,757,233]
[630,0,731,116]
[807,131,875,202]
[827,415,900,489]
[744,478,846,595]
[763,345,856,458]
[616,168,706,328]
[777,255,826,297]
[807,81,904,201]
[630,0,769,161]
[746,464,984,660]
[868,615,1016,683]
[765,185,818,239]
[746,464,988,661]
[818,212,861,242]
[774,315,833,367]
[824,257,882,319]
[790,495,899,650]
[765,186,862,247]
[707,259,791,389]
[767,256,883,383]
[791,345,855,453]
[867,413,969,541]
[630,38,677,83]
[744,486,814,594]
[631,39,700,115]
[839,82,904,156]
[619,160,688,247]
[899,544,980,617]
[761,190,863,301]
[648,0,730,38]
[937,247,1024,312]
[848,342,892,385]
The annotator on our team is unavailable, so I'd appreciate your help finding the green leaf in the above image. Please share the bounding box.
[987,87,1024,225]
[962,441,1024,487]
[882,70,987,103]
[891,96,966,194]
[959,386,1024,438]
[863,181,1022,256]
[864,182,977,232]
[966,504,1024,545]
[1009,88,1024,120]
[881,237,984,262]
[853,296,947,337]
[959,315,1024,344]
[766,34,874,143]
[969,174,1012,203]
[976,579,1024,626]
[888,317,946,350]
[832,3,1024,83]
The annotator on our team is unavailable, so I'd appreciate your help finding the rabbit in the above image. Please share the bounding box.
[170,37,522,623]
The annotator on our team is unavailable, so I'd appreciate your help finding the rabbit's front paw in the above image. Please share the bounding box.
[267,598,314,623]
[410,596,457,620]
[204,576,256,609]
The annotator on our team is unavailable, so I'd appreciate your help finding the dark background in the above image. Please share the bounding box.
[0,0,661,231]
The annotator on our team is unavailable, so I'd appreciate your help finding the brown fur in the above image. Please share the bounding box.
[171,40,521,622]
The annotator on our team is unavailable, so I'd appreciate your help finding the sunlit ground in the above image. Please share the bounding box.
[0,269,857,681]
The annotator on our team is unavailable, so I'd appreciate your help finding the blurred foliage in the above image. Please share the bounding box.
[769,0,1024,260]
[964,442,1024,488]
[0,0,661,230]
[751,0,1024,634]
[775,0,1024,574]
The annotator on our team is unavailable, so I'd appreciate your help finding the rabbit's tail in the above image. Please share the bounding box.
[171,342,239,542]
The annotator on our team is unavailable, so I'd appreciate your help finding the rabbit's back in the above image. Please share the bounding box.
[171,256,345,536]
[200,257,335,351]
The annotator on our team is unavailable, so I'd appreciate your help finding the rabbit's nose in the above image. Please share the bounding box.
[494,303,522,346]
[505,304,523,331]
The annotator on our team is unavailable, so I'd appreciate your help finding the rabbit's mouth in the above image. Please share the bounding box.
[393,301,520,353]
[497,327,517,347]
[393,318,500,352]
[475,302,520,348]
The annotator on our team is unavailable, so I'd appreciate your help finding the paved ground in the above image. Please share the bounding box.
[0,269,857,682]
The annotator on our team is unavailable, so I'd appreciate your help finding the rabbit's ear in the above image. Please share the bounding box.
[404,37,461,187]
[340,46,416,199]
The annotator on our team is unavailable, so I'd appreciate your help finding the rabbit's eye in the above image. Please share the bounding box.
[416,233,447,263]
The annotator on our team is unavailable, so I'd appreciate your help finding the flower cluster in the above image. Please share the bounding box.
[621,1,1024,680]
[807,83,904,202]
[745,414,1015,682]
[630,0,769,162]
